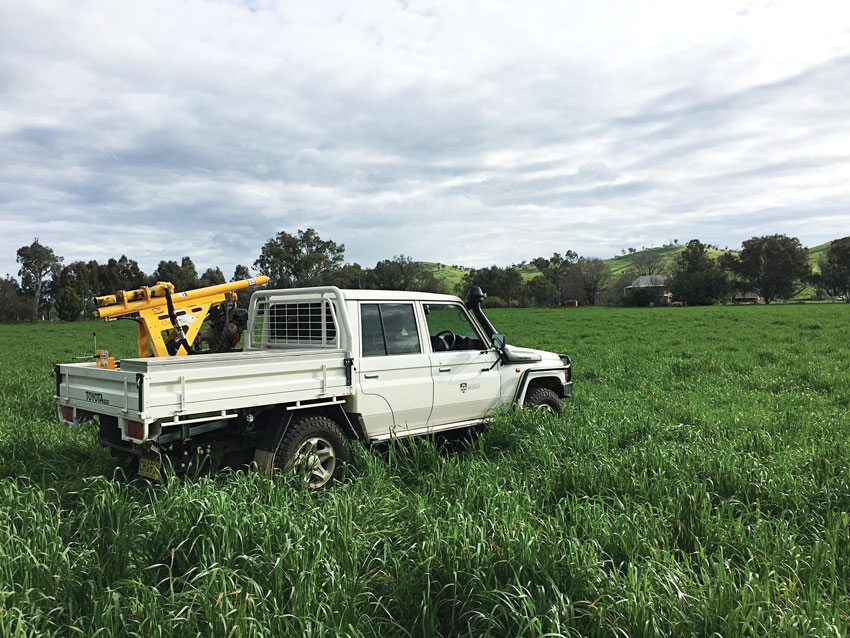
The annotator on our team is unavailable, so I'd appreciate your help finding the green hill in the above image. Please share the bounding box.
[807,240,831,273]
[604,245,685,277]
[421,240,836,293]
[420,260,543,291]
[423,245,708,290]
[419,262,468,291]
[515,263,540,281]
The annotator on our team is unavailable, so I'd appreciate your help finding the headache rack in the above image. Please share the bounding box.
[246,287,353,351]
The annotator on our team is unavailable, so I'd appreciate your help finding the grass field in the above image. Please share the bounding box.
[1,304,849,637]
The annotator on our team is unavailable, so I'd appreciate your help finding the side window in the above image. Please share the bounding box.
[382,304,421,355]
[360,303,421,357]
[360,304,386,356]
[424,304,486,352]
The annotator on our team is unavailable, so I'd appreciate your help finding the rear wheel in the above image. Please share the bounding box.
[274,415,351,489]
[524,387,563,416]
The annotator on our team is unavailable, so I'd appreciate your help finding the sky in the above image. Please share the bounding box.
[1,0,849,279]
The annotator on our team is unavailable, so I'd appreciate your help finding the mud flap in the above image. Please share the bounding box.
[253,411,294,477]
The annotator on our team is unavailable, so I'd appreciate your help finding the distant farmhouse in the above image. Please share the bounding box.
[624,275,672,306]
[732,291,762,304]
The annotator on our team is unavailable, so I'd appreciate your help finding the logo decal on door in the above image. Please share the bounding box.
[460,383,480,393]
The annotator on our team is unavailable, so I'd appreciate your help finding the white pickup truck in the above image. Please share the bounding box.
[55,286,572,487]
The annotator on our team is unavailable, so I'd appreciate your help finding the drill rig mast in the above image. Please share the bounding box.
[94,276,270,359]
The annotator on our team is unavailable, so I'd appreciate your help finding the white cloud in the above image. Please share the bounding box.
[1,0,849,280]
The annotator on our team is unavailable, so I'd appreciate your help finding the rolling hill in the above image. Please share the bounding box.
[807,240,832,273]
[421,239,836,291]
[604,244,687,278]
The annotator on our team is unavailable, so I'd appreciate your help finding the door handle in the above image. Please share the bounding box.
[364,373,379,379]
[439,367,451,372]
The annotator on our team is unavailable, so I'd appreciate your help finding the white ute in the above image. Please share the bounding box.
[55,286,572,487]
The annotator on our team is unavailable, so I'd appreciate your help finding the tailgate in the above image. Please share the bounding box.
[55,362,144,423]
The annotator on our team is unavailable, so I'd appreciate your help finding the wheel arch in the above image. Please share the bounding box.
[514,368,569,405]
[253,403,365,476]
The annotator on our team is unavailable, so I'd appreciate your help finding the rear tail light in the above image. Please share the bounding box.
[61,406,74,423]
[127,421,145,440]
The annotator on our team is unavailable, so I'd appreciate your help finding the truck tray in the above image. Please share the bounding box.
[56,348,352,425]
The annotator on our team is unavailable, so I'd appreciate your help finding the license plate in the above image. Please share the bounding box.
[138,456,161,481]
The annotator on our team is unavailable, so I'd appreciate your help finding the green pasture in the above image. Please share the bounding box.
[1,303,849,637]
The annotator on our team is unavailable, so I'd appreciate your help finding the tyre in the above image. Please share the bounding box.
[274,415,351,489]
[524,387,563,416]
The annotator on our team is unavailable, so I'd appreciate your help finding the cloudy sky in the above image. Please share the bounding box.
[2,0,849,279]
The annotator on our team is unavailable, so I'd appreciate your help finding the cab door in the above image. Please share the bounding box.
[357,302,433,437]
[423,302,502,425]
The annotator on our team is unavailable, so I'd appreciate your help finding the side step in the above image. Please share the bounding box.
[369,418,488,442]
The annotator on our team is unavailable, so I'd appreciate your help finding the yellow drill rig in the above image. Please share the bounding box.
[93,275,270,363]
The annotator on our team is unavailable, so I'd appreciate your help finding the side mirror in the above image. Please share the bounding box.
[491,334,506,350]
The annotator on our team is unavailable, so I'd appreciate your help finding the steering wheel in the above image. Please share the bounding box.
[435,329,456,351]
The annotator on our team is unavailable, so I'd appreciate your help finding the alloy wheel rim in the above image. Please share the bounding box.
[292,436,336,488]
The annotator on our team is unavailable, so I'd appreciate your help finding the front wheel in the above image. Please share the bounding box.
[274,415,351,489]
[524,387,564,416]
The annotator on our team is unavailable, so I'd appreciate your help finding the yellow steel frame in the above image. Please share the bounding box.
[136,297,220,357]
[94,276,270,358]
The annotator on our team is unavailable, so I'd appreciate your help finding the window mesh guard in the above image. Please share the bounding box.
[249,297,339,349]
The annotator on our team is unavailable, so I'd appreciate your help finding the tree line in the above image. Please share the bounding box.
[4,230,849,322]
[607,235,848,308]
[450,235,849,309]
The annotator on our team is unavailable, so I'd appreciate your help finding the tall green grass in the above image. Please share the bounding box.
[1,304,848,636]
